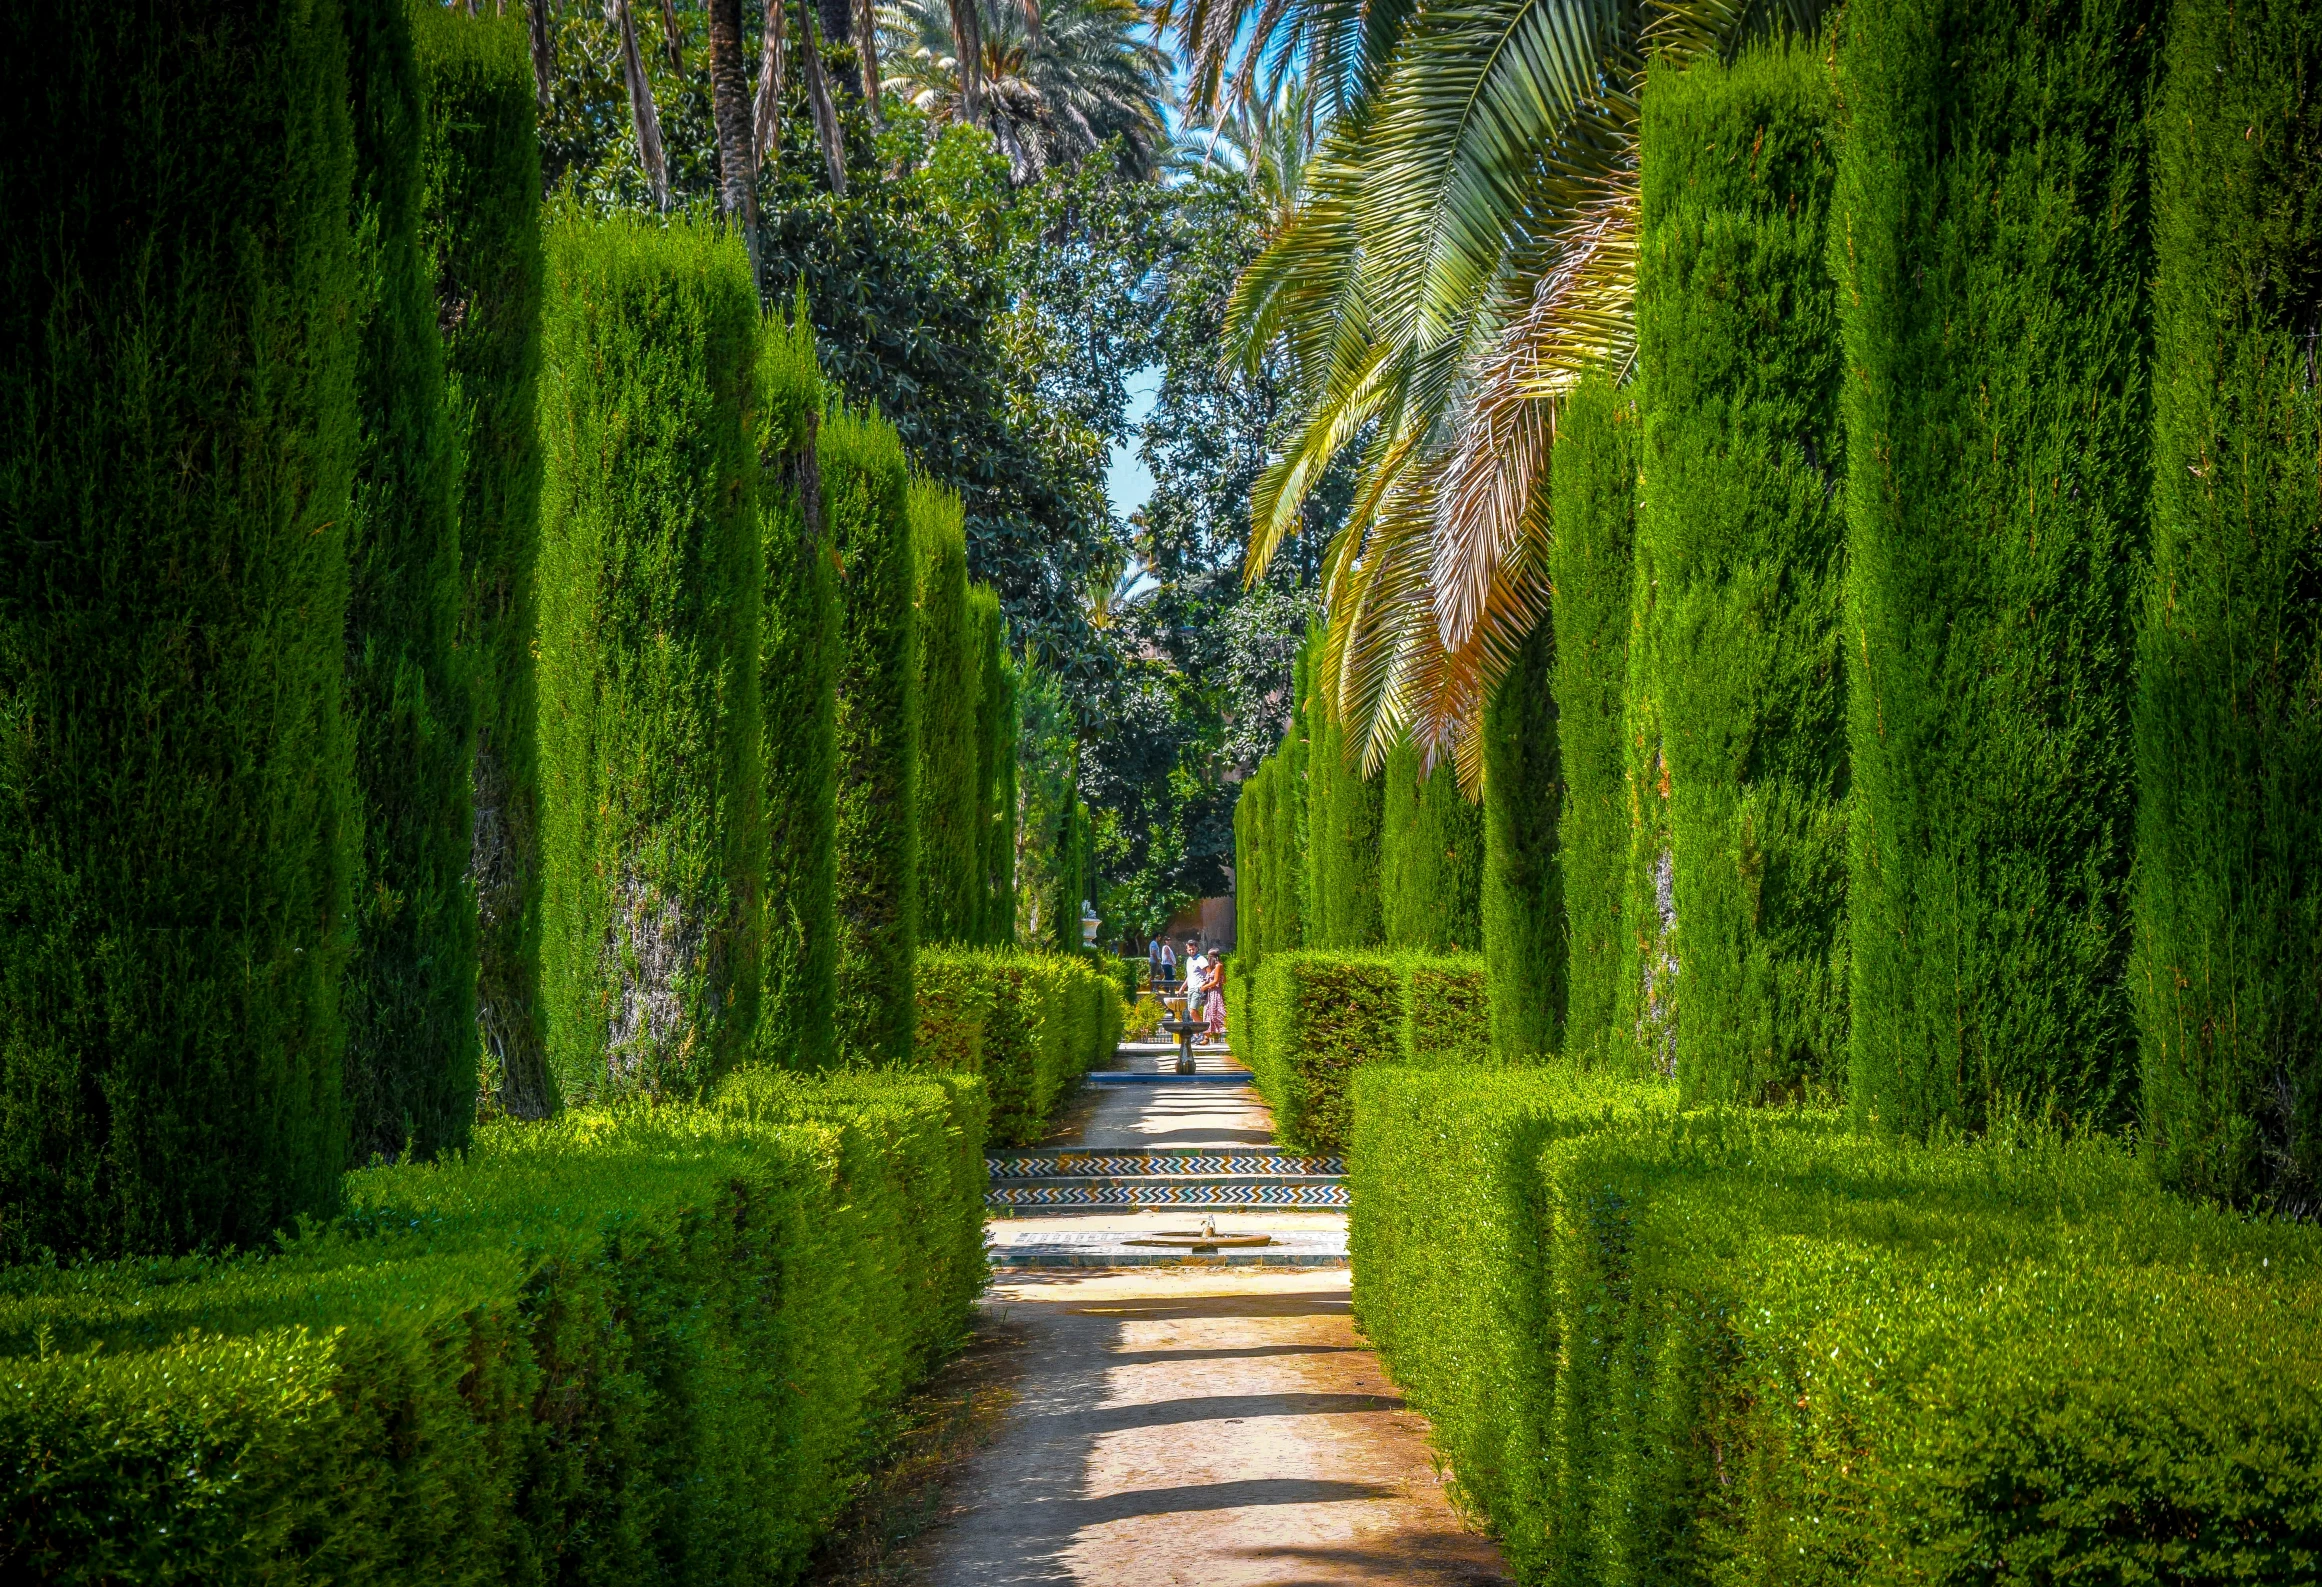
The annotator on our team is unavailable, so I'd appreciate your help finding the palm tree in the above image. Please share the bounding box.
[1172,74,1319,230]
[1165,0,1829,777]
[878,0,1173,180]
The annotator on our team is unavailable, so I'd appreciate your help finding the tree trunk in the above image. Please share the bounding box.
[853,0,880,118]
[946,0,981,124]
[752,0,786,172]
[706,0,759,276]
[608,0,672,210]
[797,0,847,194]
[657,0,685,71]
[525,0,555,109]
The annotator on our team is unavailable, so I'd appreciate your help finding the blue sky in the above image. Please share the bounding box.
[1105,364,1163,524]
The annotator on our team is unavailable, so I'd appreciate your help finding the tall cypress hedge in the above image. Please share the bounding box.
[0,1,359,1258]
[1275,646,1309,950]
[412,0,550,1118]
[1639,45,1848,1107]
[971,590,1017,945]
[758,305,840,1072]
[1550,375,1640,1071]
[341,0,476,1163]
[825,405,920,1065]
[1380,738,1483,953]
[1837,0,2156,1134]
[1303,636,1384,950]
[1483,619,1564,1062]
[914,482,981,944]
[536,214,764,1103]
[2137,0,2322,1205]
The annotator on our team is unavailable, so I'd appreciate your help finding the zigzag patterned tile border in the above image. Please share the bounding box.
[984,1152,1345,1178]
[986,1182,1350,1209]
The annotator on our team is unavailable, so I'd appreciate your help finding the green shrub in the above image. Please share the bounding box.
[1836,0,2156,1134]
[826,406,920,1064]
[342,0,478,1164]
[1638,44,1848,1106]
[980,954,1043,1144]
[1402,956,1491,1068]
[1347,1066,1674,1565]
[1380,737,1484,953]
[2136,0,2322,1207]
[0,1072,987,1583]
[1351,1067,2322,1583]
[914,484,981,945]
[1302,630,1384,949]
[758,303,840,1072]
[1482,619,1564,1061]
[1248,953,1405,1151]
[969,588,1017,944]
[915,947,995,1074]
[1549,375,1640,1073]
[0,0,360,1258]
[535,213,764,1103]
[412,0,549,1118]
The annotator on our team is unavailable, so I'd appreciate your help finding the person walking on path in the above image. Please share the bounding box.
[1154,937,1178,997]
[1203,949,1228,1043]
[1184,938,1213,1043]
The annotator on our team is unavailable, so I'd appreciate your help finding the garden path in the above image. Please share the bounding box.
[910,1047,1510,1585]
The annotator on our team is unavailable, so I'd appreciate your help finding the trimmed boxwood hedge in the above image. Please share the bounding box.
[412,0,550,1119]
[1350,1065,2322,1584]
[536,213,764,1104]
[1243,952,1495,1151]
[1549,374,1640,1073]
[341,0,478,1166]
[2136,0,2322,1208]
[917,947,1122,1145]
[1638,43,1848,1107]
[0,1071,988,1584]
[0,0,361,1259]
[1836,0,2157,1134]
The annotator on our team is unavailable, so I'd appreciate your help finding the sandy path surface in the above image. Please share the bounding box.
[905,1036,1508,1584]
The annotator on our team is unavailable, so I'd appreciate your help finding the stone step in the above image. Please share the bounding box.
[987,1179,1349,1211]
[984,1228,1347,1268]
[987,1149,1342,1178]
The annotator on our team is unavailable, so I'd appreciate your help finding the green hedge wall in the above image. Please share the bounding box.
[1402,956,1492,1068]
[970,587,1017,945]
[1639,44,1848,1107]
[758,304,840,1072]
[1549,375,1639,1073]
[0,1072,987,1583]
[0,1,360,1259]
[1245,953,1404,1151]
[412,0,550,1119]
[1836,0,2156,1134]
[1349,1066,2322,1584]
[536,213,764,1103]
[342,0,477,1165]
[918,947,1119,1145]
[826,406,920,1065]
[1380,737,1483,953]
[914,482,981,944]
[1482,619,1564,1062]
[1243,952,1499,1149]
[2136,0,2322,1207]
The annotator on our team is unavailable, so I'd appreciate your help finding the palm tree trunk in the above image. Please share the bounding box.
[752,0,786,171]
[797,0,848,194]
[656,0,685,71]
[525,0,555,109]
[946,0,981,125]
[607,0,672,210]
[706,0,760,276]
[853,0,880,118]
